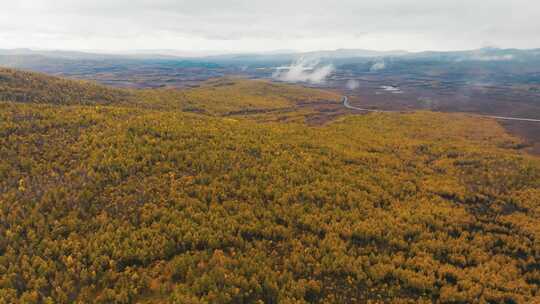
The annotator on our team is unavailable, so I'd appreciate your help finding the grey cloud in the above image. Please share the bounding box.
[1,0,539,52]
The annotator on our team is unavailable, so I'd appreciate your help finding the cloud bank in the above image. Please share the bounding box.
[1,0,539,52]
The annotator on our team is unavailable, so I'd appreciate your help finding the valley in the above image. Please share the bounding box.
[3,48,539,155]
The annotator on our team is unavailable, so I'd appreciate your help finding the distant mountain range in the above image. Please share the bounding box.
[1,47,540,73]
[2,47,540,63]
[403,47,540,62]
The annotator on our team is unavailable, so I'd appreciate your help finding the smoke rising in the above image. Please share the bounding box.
[273,57,334,84]
[370,61,386,71]
[346,79,360,90]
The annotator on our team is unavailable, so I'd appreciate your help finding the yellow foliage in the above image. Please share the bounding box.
[0,69,539,303]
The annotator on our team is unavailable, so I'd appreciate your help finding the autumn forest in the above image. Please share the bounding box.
[1,68,540,303]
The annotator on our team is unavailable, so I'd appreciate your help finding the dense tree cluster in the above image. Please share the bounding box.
[0,70,540,303]
[0,68,133,106]
[0,68,339,116]
[134,78,341,115]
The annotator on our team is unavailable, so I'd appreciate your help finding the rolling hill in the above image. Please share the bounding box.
[1,69,540,303]
[0,68,133,106]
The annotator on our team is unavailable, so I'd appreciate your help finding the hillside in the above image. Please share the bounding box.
[0,69,340,117]
[0,68,133,106]
[134,77,341,116]
[1,69,540,303]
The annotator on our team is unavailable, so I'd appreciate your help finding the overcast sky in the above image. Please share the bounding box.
[1,0,539,53]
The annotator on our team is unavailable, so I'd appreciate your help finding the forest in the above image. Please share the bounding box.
[1,68,540,303]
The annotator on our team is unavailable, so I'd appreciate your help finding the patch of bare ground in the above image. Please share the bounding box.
[498,120,540,156]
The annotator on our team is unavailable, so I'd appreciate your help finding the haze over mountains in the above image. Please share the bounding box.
[2,47,539,62]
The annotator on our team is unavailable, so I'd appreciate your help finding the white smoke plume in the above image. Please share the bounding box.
[273,57,334,84]
[346,79,360,90]
[370,61,386,71]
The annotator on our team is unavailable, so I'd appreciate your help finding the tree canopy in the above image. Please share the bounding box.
[1,69,539,303]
